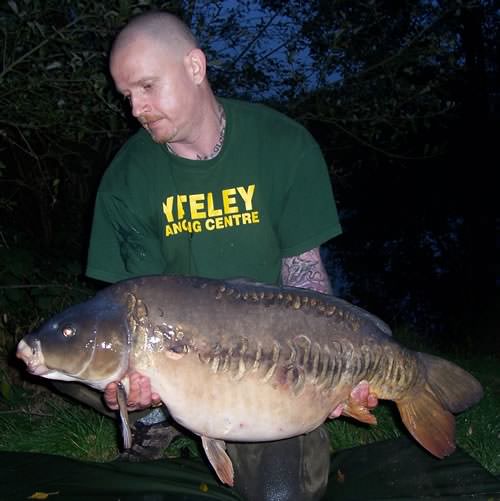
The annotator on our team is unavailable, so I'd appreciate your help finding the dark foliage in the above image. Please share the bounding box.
[0,0,497,350]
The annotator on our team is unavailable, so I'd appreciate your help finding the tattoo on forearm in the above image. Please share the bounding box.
[281,248,332,294]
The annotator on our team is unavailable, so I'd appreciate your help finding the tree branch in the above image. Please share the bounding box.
[230,11,280,67]
[0,16,84,82]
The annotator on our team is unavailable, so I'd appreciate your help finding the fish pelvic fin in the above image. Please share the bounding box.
[341,402,377,425]
[397,352,483,459]
[201,436,234,486]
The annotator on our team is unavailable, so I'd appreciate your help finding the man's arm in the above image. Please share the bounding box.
[281,247,378,416]
[281,247,332,294]
[104,372,162,412]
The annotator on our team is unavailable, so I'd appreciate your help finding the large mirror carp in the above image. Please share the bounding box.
[17,275,483,487]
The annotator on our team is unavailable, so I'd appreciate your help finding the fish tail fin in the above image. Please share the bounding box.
[397,385,456,458]
[396,353,483,459]
[417,352,483,413]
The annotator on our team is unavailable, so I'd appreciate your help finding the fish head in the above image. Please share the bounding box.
[16,294,130,390]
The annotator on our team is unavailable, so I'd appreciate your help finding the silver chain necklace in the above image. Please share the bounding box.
[166,103,226,161]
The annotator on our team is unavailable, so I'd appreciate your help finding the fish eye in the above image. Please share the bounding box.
[62,326,76,338]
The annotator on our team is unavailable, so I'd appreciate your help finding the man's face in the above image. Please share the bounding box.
[110,37,197,144]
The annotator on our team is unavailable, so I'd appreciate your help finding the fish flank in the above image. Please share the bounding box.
[359,345,369,378]
[386,347,398,385]
[211,354,220,373]
[252,342,263,372]
[233,357,246,381]
[289,365,306,395]
[222,345,233,373]
[310,342,321,383]
[329,341,343,390]
[367,344,382,382]
[317,345,330,387]
[369,346,423,400]
[195,331,353,396]
[261,341,280,383]
[286,340,297,364]
[295,335,311,366]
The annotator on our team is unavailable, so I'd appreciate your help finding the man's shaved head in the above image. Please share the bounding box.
[111,11,198,58]
[109,10,216,149]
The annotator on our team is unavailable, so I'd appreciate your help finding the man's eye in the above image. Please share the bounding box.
[143,83,152,91]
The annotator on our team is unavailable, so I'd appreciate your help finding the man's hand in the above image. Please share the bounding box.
[104,372,162,412]
[330,380,378,420]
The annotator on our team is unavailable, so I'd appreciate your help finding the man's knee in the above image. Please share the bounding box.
[227,426,331,501]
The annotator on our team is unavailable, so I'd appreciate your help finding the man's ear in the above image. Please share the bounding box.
[184,48,206,85]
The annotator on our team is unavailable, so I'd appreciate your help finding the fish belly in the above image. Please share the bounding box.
[140,358,341,442]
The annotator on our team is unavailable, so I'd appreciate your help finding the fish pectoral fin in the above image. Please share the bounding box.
[397,385,455,459]
[201,436,234,487]
[116,381,132,449]
[338,400,377,425]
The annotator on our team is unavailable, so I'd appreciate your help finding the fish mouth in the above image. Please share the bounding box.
[16,338,50,376]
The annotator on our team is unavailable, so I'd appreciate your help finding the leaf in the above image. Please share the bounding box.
[45,62,62,71]
[35,295,56,312]
[1,380,11,401]
[27,492,59,500]
[8,1,18,15]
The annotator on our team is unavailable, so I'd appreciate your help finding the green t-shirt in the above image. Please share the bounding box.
[86,98,342,285]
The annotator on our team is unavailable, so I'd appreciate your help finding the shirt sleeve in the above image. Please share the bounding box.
[86,189,167,283]
[278,137,342,257]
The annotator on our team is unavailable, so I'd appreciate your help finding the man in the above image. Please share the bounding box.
[82,11,377,501]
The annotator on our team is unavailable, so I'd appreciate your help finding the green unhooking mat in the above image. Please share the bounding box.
[1,436,499,500]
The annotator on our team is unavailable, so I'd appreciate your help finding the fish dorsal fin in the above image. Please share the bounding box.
[221,278,393,336]
[224,277,269,287]
[201,436,234,486]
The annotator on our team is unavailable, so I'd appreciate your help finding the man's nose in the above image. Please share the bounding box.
[130,94,149,118]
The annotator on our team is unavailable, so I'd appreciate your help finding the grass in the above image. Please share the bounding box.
[453,357,500,474]
[0,329,498,477]
[0,376,119,461]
